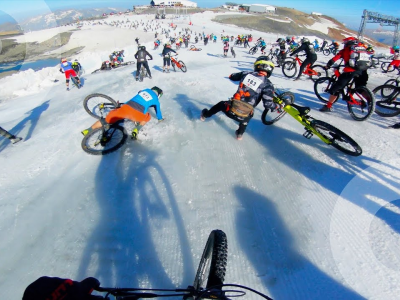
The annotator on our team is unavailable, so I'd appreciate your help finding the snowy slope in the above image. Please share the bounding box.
[0,12,400,300]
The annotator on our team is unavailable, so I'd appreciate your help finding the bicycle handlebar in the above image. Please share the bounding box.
[94,284,273,300]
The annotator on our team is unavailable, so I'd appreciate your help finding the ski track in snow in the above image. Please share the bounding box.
[0,12,399,300]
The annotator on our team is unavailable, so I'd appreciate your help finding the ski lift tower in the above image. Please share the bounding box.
[358,9,400,47]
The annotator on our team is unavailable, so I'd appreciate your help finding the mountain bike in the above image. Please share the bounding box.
[189,45,202,51]
[281,55,327,81]
[248,45,258,55]
[261,92,362,156]
[170,55,187,72]
[313,66,375,121]
[384,75,400,87]
[266,48,287,67]
[82,93,128,155]
[381,62,400,74]
[70,76,81,89]
[231,47,236,58]
[137,60,153,81]
[322,45,338,56]
[93,229,274,300]
[372,84,400,117]
[92,61,135,74]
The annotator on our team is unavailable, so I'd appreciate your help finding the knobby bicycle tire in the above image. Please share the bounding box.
[381,62,394,73]
[83,93,119,119]
[312,120,362,156]
[383,79,399,87]
[178,61,187,72]
[282,61,297,78]
[346,86,375,121]
[314,77,336,103]
[193,229,228,290]
[81,125,127,155]
[261,92,295,125]
[372,84,400,117]
[309,65,328,82]
[249,47,257,55]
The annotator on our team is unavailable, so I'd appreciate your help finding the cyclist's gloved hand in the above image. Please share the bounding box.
[272,103,283,113]
[158,118,165,122]
[23,276,100,300]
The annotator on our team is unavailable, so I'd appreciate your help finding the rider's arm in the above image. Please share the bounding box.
[229,71,246,82]
[146,51,153,60]
[260,83,276,110]
[290,43,304,56]
[153,103,163,120]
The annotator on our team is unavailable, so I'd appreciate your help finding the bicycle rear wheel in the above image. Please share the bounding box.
[178,61,187,72]
[81,125,127,155]
[261,92,295,125]
[347,86,375,121]
[372,84,400,117]
[84,93,118,119]
[314,77,335,103]
[282,61,297,78]
[193,229,227,290]
[309,65,328,82]
[381,62,395,73]
[312,120,362,156]
[323,49,330,56]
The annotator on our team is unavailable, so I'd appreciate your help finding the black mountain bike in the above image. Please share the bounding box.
[81,93,129,155]
[93,229,274,300]
[372,84,400,117]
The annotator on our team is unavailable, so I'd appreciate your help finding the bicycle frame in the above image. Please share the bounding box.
[171,56,181,68]
[275,97,332,144]
[294,56,318,76]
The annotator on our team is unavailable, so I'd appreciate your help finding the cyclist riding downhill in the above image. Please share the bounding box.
[223,39,229,57]
[134,45,153,80]
[319,37,371,112]
[81,87,164,140]
[290,37,317,81]
[162,43,177,72]
[200,56,279,141]
[59,58,81,91]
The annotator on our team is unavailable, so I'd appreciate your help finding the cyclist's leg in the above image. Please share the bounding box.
[136,62,142,79]
[236,113,253,138]
[122,105,151,138]
[320,72,353,110]
[201,101,229,119]
[144,61,152,78]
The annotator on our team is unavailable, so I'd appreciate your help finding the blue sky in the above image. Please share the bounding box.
[0,0,398,30]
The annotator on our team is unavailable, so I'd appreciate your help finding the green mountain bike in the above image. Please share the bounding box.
[261,91,362,156]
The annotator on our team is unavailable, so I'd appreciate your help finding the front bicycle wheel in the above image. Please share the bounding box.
[383,78,399,87]
[81,125,127,155]
[372,84,400,117]
[309,65,328,82]
[314,77,335,103]
[347,86,375,121]
[178,61,187,72]
[381,62,394,72]
[261,92,295,125]
[312,120,362,156]
[323,49,330,56]
[83,93,118,119]
[282,61,297,78]
[193,229,227,290]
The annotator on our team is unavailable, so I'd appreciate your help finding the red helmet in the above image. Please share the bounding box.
[343,37,357,46]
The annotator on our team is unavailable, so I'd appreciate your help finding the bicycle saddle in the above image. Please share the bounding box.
[291,103,310,115]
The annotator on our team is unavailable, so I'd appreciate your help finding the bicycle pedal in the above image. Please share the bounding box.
[303,129,313,139]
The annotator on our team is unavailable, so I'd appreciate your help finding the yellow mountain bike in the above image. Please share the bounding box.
[261,90,362,156]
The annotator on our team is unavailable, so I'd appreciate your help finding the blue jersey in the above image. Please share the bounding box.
[60,61,73,71]
[126,89,163,120]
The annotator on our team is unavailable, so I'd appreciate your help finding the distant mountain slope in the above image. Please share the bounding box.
[19,7,126,31]
[213,7,390,48]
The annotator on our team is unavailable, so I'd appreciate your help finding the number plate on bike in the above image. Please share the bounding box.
[242,74,263,91]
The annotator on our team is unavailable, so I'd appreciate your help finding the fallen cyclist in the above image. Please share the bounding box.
[81,87,164,140]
